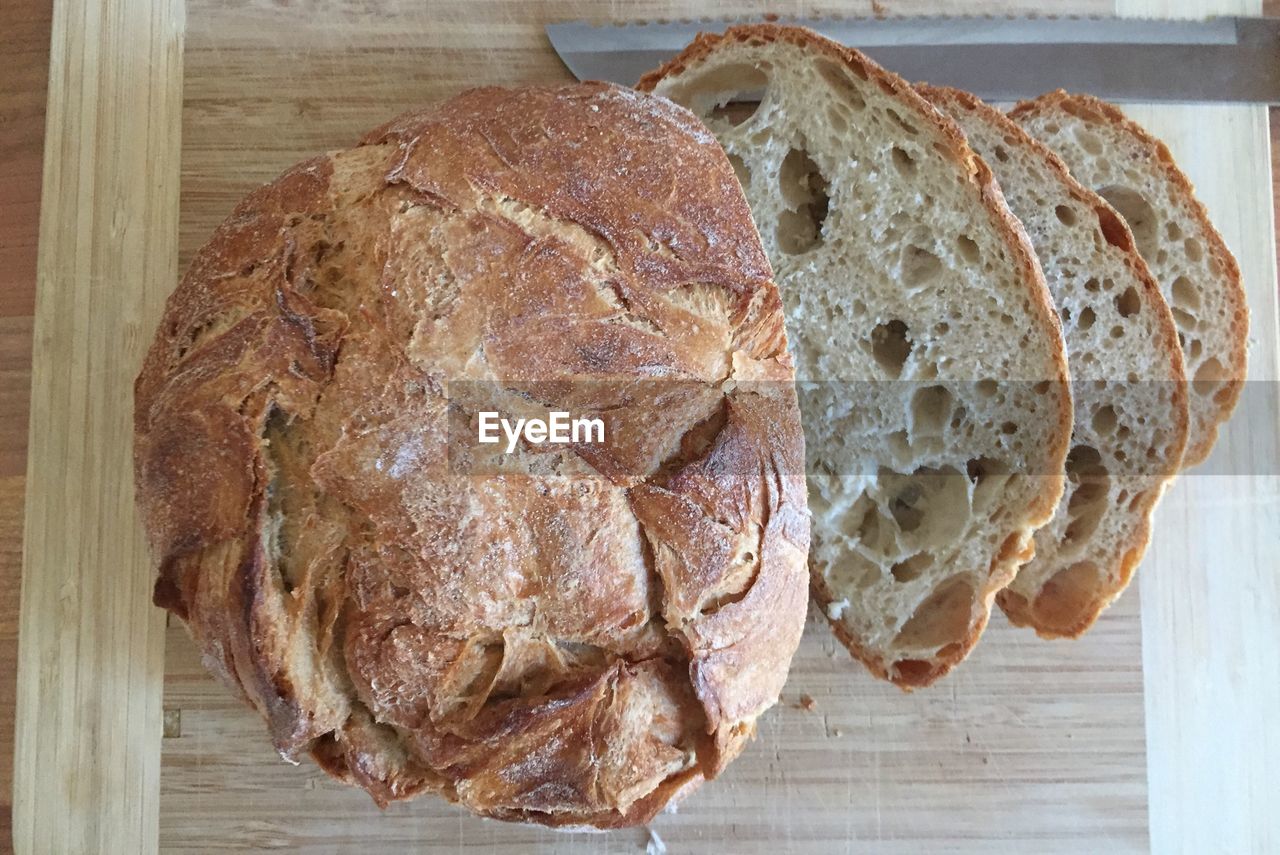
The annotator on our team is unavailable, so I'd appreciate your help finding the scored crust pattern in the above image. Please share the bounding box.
[133,83,809,827]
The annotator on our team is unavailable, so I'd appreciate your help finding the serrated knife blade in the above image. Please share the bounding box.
[546,16,1280,104]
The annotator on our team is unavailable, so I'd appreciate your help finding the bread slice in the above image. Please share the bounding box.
[638,26,1073,688]
[921,86,1189,637]
[1011,92,1248,468]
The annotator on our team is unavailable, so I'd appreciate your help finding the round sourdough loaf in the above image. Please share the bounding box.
[133,83,809,827]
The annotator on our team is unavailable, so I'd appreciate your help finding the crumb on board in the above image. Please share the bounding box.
[795,693,817,711]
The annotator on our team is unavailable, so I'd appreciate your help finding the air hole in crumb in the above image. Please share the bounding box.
[1097,185,1158,260]
[1170,275,1199,310]
[1166,221,1183,241]
[1184,237,1203,263]
[1092,405,1117,435]
[976,379,997,398]
[776,146,830,255]
[890,552,933,583]
[894,576,974,649]
[993,145,1010,163]
[887,429,911,459]
[1171,307,1196,331]
[1077,306,1096,330]
[889,488,925,533]
[709,101,762,126]
[827,104,850,132]
[665,61,769,119]
[885,109,918,135]
[881,466,968,548]
[1193,356,1227,396]
[815,58,867,107]
[725,152,751,187]
[1076,129,1105,155]
[956,235,980,264]
[910,385,953,437]
[891,146,916,176]
[901,245,942,289]
[1115,285,1141,318]
[965,455,1007,485]
[871,319,912,378]
[851,499,883,545]
[1055,205,1077,226]
[1064,445,1109,545]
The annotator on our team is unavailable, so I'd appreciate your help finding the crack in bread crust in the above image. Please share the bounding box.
[133,82,809,827]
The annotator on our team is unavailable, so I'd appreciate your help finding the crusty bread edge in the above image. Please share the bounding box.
[997,518,1152,639]
[641,25,1074,688]
[1009,90,1248,468]
[920,84,1191,639]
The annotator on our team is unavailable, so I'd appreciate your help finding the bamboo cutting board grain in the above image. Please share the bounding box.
[16,0,1279,852]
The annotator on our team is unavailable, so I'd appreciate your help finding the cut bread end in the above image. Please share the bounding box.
[1010,91,1247,469]
[641,26,1073,687]
[922,85,1189,638]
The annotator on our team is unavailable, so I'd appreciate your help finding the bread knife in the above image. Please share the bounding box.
[546,16,1280,104]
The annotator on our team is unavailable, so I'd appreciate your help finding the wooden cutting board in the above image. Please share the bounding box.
[15,0,1279,852]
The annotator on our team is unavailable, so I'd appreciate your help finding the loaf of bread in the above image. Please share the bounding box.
[922,86,1189,637]
[133,82,810,826]
[1012,92,1248,467]
[639,26,1073,688]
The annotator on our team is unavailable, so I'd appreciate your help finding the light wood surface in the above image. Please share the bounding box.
[8,0,1277,852]
[2,0,53,844]
[0,2,51,841]
[10,0,184,852]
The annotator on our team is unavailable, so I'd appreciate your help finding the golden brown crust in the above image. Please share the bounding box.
[642,26,1072,689]
[134,82,809,826]
[1010,90,1248,468]
[921,85,1190,639]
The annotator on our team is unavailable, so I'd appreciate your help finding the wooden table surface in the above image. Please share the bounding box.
[0,1,1276,852]
[0,0,51,846]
